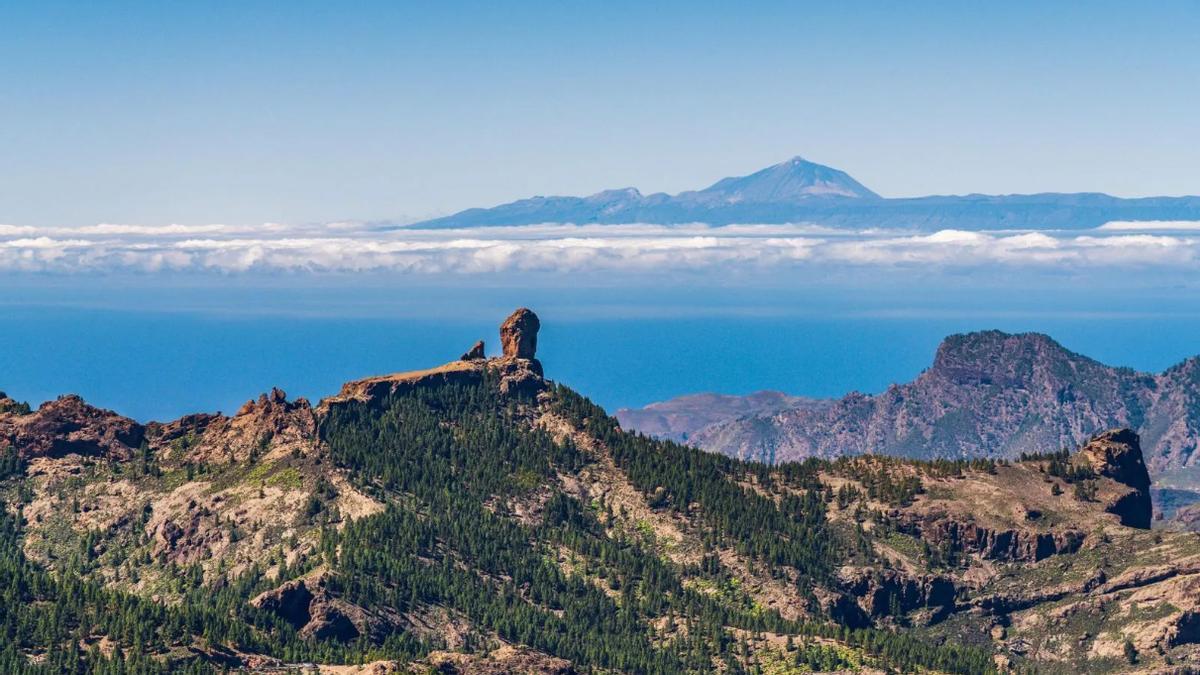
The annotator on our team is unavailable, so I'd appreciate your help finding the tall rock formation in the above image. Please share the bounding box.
[500,308,540,360]
[1076,428,1153,528]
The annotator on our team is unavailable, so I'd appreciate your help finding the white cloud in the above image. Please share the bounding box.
[0,221,1197,274]
[1098,220,1200,231]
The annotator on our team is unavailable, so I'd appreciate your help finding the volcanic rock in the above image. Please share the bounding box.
[461,340,486,361]
[1075,428,1153,528]
[0,394,144,460]
[652,331,1200,470]
[500,308,540,359]
[252,572,390,643]
[839,568,957,618]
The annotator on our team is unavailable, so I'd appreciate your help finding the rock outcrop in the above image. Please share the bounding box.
[148,388,317,464]
[1075,428,1153,528]
[839,568,957,619]
[461,340,486,361]
[500,308,539,360]
[0,394,144,460]
[422,646,575,675]
[252,572,393,643]
[892,509,1086,562]
[323,309,547,408]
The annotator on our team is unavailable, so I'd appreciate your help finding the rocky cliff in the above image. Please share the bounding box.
[1076,428,1153,528]
[628,331,1200,472]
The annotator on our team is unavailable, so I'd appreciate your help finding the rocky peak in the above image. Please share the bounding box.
[0,394,144,460]
[929,331,1074,384]
[1075,428,1152,529]
[496,308,543,396]
[1077,428,1151,492]
[237,388,311,418]
[500,308,540,360]
[460,340,486,361]
[322,308,547,409]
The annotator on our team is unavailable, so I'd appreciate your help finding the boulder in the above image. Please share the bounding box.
[500,308,540,359]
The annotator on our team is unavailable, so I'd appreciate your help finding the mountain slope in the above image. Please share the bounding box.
[625,331,1200,472]
[405,157,1200,230]
[3,311,1200,672]
[614,390,829,444]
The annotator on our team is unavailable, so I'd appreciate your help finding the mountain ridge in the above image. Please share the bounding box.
[619,330,1200,472]
[404,157,1200,230]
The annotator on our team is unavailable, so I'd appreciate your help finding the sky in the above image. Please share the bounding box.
[3,2,1200,418]
[2,1,1199,228]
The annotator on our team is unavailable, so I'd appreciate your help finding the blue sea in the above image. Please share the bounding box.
[4,288,1200,422]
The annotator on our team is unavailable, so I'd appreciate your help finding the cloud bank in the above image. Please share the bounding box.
[1,221,1199,275]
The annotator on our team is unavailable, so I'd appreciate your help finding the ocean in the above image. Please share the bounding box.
[3,302,1199,422]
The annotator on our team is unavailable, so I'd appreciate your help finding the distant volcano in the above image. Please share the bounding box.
[402,156,1200,230]
[690,156,880,202]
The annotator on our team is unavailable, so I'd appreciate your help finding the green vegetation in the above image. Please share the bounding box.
[0,374,999,673]
[0,502,379,674]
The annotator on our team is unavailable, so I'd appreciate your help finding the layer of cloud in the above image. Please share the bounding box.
[1098,220,1200,231]
[0,221,1198,274]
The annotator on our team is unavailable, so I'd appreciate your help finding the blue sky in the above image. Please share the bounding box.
[2,1,1198,228]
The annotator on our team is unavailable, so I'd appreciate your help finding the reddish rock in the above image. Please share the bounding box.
[233,388,315,437]
[461,340,486,361]
[500,308,540,360]
[0,394,144,460]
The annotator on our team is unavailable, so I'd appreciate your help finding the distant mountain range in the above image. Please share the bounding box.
[406,156,1200,230]
[617,331,1200,474]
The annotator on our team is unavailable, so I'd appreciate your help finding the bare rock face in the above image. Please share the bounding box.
[0,394,144,460]
[461,340,486,361]
[321,309,548,411]
[891,508,1086,562]
[1075,428,1153,529]
[500,308,540,360]
[495,308,544,396]
[252,572,392,643]
[675,331,1200,471]
[839,568,957,619]
[149,387,316,464]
